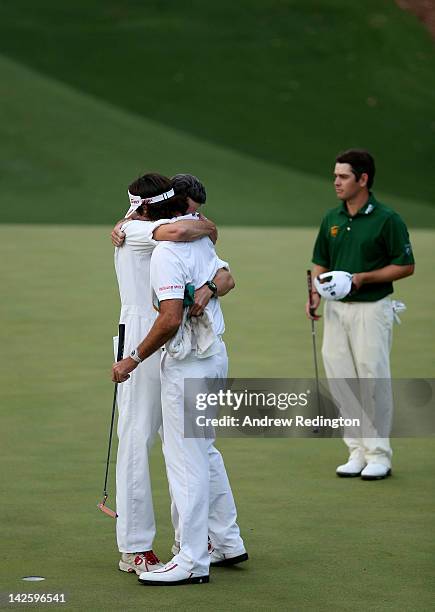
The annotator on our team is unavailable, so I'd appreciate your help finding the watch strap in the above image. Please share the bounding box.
[130,348,143,363]
[206,280,218,296]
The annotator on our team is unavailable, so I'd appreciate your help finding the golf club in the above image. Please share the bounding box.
[306,270,321,434]
[97,322,125,518]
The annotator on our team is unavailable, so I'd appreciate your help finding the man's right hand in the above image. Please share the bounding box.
[190,284,214,317]
[111,220,126,247]
[305,292,321,320]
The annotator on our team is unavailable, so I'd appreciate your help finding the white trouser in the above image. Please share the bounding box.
[322,298,394,467]
[170,445,243,553]
[161,340,245,575]
[115,314,162,553]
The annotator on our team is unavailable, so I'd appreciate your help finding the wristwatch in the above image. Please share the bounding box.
[206,280,218,297]
[130,348,143,364]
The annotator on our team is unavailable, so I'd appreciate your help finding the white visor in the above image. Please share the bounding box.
[314,271,353,301]
[125,188,175,218]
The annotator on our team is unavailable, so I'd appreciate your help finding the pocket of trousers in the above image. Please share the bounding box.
[380,299,394,327]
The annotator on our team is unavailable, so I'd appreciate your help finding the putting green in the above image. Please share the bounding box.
[0,225,434,610]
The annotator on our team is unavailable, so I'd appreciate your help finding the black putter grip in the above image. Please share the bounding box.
[116,324,126,362]
[306,270,315,316]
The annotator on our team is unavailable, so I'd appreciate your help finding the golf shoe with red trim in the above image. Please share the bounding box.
[210,548,249,567]
[119,551,163,575]
[138,561,209,586]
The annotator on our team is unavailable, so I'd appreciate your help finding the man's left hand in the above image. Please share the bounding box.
[112,357,138,383]
[190,285,213,317]
[198,213,217,244]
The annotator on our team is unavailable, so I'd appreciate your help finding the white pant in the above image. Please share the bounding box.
[115,314,162,553]
[322,298,394,467]
[161,341,245,575]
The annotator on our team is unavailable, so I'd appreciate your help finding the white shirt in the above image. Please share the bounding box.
[150,237,229,336]
[114,218,170,319]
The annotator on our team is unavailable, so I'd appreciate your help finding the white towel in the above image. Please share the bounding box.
[392,300,407,324]
[166,308,220,360]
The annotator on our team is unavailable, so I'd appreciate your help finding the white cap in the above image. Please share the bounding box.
[125,188,175,218]
[314,271,353,301]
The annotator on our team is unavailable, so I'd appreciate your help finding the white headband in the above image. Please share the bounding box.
[125,188,175,218]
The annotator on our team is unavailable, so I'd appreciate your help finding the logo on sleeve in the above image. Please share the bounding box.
[330,225,339,238]
[159,284,183,291]
[404,243,412,256]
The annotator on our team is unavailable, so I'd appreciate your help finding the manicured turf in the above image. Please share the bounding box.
[0,225,434,610]
[1,1,434,206]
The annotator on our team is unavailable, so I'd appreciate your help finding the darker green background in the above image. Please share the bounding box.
[0,0,434,225]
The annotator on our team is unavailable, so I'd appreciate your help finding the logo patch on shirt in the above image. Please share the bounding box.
[159,284,183,291]
[330,225,339,238]
[404,243,412,256]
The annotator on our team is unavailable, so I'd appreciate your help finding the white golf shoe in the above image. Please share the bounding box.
[210,548,249,567]
[336,458,366,477]
[361,463,391,480]
[138,561,209,586]
[119,551,163,575]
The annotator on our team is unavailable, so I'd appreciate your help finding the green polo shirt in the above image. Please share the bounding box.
[312,194,414,302]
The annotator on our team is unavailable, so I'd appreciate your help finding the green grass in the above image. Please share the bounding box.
[0,225,434,610]
[0,0,434,207]
[0,53,434,229]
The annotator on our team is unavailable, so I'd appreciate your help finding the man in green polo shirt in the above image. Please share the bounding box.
[306,149,414,480]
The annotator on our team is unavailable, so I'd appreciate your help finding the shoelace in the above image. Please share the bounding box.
[135,551,161,566]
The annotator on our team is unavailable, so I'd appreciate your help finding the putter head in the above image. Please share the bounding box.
[97,496,117,519]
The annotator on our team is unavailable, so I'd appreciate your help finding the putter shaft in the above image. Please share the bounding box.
[98,323,125,517]
[307,271,321,433]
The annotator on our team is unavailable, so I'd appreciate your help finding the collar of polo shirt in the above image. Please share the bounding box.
[339,193,377,217]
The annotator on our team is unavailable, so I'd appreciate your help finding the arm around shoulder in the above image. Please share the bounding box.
[153,218,217,243]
